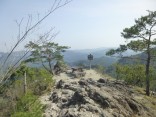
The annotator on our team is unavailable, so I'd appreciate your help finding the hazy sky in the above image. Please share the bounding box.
[0,0,156,52]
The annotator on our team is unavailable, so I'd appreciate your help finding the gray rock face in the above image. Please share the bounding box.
[44,78,152,117]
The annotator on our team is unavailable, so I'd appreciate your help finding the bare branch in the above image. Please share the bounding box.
[51,0,57,11]
[0,28,58,84]
[15,18,23,40]
[1,0,72,71]
[151,32,156,36]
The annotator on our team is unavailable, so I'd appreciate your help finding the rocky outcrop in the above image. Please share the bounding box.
[42,77,153,117]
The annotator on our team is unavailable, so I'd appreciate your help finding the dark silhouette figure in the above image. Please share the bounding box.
[54,62,61,75]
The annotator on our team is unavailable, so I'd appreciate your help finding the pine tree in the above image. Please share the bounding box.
[106,11,156,96]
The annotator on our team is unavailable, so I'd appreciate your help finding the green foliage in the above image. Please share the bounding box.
[106,45,127,56]
[150,68,156,91]
[106,49,116,56]
[11,92,43,117]
[25,41,69,75]
[0,97,13,117]
[7,64,53,94]
[105,64,116,77]
[11,65,54,95]
[95,65,105,74]
[28,68,53,95]
[121,11,156,39]
[0,64,54,117]
[106,10,156,95]
[106,11,156,56]
[127,40,147,52]
[114,64,155,86]
[121,11,156,53]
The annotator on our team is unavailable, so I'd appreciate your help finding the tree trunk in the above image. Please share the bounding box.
[48,59,54,75]
[145,43,151,96]
[41,60,53,75]
[145,60,150,96]
[24,71,27,94]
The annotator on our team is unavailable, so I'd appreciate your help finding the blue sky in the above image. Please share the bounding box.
[0,0,156,52]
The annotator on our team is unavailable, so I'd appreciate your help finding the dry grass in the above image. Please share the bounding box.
[133,86,156,116]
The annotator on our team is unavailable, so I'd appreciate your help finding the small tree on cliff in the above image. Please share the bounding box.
[106,11,156,96]
[25,41,69,75]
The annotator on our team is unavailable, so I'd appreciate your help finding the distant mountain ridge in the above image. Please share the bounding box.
[0,47,138,68]
[63,47,137,67]
[63,47,111,62]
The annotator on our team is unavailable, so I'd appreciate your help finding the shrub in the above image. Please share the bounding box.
[1,64,54,117]
[11,92,43,117]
